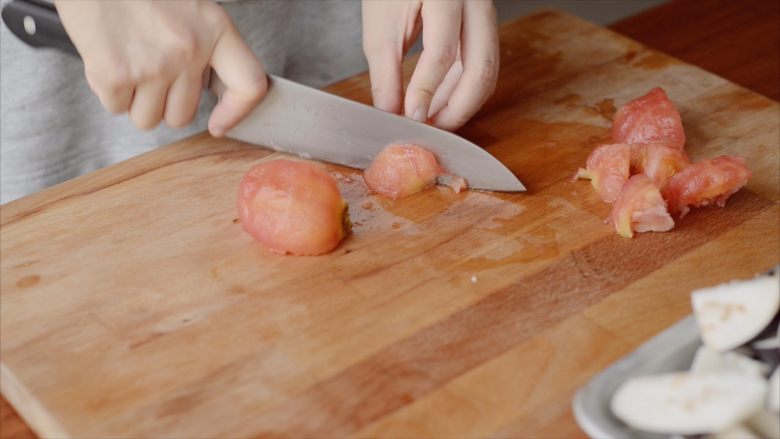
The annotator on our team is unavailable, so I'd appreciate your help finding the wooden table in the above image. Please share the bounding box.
[1,1,778,437]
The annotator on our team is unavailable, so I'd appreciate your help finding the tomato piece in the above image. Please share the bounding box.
[662,155,751,218]
[237,160,350,255]
[612,87,686,149]
[610,174,675,238]
[629,143,690,188]
[577,143,631,202]
[363,144,442,199]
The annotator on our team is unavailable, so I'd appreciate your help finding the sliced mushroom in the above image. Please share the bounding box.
[690,346,769,377]
[691,273,780,352]
[611,372,767,435]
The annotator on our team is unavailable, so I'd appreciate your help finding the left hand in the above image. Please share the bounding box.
[362,0,499,131]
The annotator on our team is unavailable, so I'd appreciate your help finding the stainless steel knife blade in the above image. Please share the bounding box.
[213,75,525,192]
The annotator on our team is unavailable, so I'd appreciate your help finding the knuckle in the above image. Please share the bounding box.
[166,112,194,129]
[132,61,165,81]
[167,31,199,63]
[425,44,458,67]
[137,67,159,82]
[413,87,435,101]
[103,68,133,91]
[371,86,402,97]
[86,64,132,90]
[242,75,268,102]
[131,113,159,131]
[165,101,198,129]
[103,98,127,114]
[479,57,499,83]
[203,3,230,29]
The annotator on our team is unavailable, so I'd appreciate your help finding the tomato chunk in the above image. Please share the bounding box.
[237,160,350,255]
[630,143,690,188]
[577,143,631,202]
[612,87,686,149]
[610,174,675,238]
[364,144,442,199]
[662,155,751,218]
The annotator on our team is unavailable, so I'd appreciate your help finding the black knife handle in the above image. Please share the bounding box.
[1,0,78,56]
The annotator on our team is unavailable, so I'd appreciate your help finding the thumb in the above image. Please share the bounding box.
[208,23,267,137]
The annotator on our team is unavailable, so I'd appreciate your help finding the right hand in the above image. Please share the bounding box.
[55,0,267,136]
[361,0,500,131]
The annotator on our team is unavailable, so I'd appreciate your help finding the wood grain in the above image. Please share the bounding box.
[611,0,780,101]
[1,7,779,439]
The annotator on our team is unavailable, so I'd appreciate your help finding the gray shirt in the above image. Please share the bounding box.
[0,0,367,203]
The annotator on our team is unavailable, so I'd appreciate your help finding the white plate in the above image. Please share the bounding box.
[573,316,700,439]
[573,265,779,439]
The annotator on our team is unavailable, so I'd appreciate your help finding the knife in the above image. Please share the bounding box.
[2,0,525,192]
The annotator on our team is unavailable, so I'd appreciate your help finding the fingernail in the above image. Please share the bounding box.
[412,107,427,123]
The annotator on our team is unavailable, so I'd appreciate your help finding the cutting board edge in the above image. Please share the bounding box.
[1,362,70,439]
[0,132,249,228]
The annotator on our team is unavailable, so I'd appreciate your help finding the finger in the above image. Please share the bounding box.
[431,1,499,131]
[164,71,202,129]
[364,45,404,114]
[208,22,267,137]
[85,68,134,114]
[129,80,169,131]
[362,1,406,114]
[404,1,462,122]
[428,57,463,118]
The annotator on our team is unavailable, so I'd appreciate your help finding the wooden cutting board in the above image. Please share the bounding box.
[1,9,778,438]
